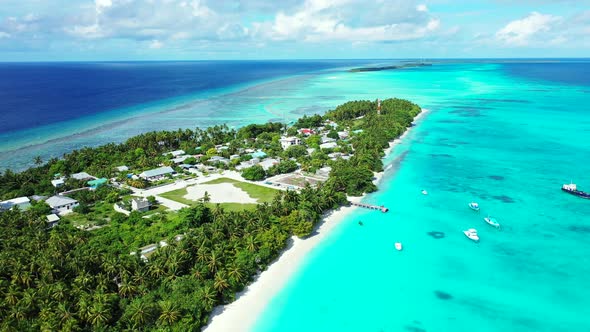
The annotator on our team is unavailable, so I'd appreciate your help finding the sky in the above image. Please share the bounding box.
[0,0,589,61]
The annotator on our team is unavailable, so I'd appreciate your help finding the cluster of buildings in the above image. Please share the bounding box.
[0,194,79,228]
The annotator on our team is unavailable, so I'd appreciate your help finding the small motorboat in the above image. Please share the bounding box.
[421,189,428,195]
[468,202,480,211]
[484,216,500,229]
[395,242,403,251]
[463,228,479,242]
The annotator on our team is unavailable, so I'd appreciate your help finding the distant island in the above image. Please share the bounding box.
[349,62,432,72]
[0,98,421,331]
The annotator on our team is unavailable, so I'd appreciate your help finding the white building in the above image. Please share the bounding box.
[259,158,279,171]
[46,214,60,228]
[115,165,129,172]
[338,131,349,140]
[131,198,151,212]
[46,196,79,215]
[71,172,94,181]
[163,150,185,157]
[171,155,190,164]
[0,197,31,211]
[280,136,302,150]
[139,166,176,181]
[319,142,338,150]
[51,178,65,188]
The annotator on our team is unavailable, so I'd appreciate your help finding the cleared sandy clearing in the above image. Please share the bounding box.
[184,183,258,204]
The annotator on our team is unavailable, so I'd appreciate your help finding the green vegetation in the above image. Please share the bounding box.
[0,98,421,330]
[241,164,266,181]
[159,188,193,206]
[0,184,346,330]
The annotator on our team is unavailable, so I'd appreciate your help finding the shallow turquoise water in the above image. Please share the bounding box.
[253,63,590,332]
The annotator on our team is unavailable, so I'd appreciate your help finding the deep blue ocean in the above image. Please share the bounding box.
[0,60,372,134]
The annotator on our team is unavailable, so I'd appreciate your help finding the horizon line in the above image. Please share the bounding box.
[1,57,590,64]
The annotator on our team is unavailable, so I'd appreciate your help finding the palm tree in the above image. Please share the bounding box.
[227,263,244,284]
[88,303,110,328]
[56,303,75,326]
[214,271,230,298]
[200,285,217,311]
[118,281,137,298]
[157,301,181,326]
[4,284,20,306]
[207,251,222,274]
[34,156,43,166]
[127,299,154,328]
[202,191,211,203]
[244,235,259,252]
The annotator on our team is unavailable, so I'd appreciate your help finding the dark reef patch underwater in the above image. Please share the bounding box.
[427,231,445,239]
[434,291,453,300]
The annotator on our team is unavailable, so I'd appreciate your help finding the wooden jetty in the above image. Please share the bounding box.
[349,201,389,213]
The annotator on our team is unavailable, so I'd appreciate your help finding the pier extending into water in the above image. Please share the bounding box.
[349,201,389,213]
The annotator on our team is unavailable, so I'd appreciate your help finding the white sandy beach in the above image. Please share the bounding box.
[203,108,429,332]
[184,183,258,204]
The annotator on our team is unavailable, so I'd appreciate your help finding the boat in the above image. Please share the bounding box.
[562,183,590,199]
[421,189,428,195]
[463,228,479,242]
[484,216,501,228]
[468,202,480,211]
[395,242,403,251]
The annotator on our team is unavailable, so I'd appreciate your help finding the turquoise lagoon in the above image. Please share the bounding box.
[253,62,590,332]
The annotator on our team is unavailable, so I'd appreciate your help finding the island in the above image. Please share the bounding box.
[349,62,432,72]
[0,98,421,331]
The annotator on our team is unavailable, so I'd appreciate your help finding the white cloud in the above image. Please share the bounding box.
[256,0,440,42]
[149,39,163,49]
[496,11,560,45]
[0,31,10,39]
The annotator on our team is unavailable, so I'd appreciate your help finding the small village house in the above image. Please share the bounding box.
[46,195,79,215]
[131,198,151,212]
[280,136,302,150]
[0,197,31,211]
[139,166,175,181]
[46,214,60,228]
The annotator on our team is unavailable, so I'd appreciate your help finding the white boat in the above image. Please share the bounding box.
[468,202,480,211]
[484,216,500,228]
[463,228,480,242]
[395,242,403,251]
[421,189,428,195]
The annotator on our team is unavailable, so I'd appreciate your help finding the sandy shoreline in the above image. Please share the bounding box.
[203,108,429,332]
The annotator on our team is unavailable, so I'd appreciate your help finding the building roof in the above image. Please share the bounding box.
[250,150,267,158]
[280,136,299,142]
[1,196,30,205]
[320,142,338,149]
[115,165,129,172]
[88,178,108,188]
[171,155,189,164]
[46,195,78,208]
[46,214,60,222]
[259,158,279,171]
[71,172,94,180]
[0,197,31,210]
[132,198,151,209]
[140,166,175,178]
[163,150,185,157]
[51,179,65,186]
